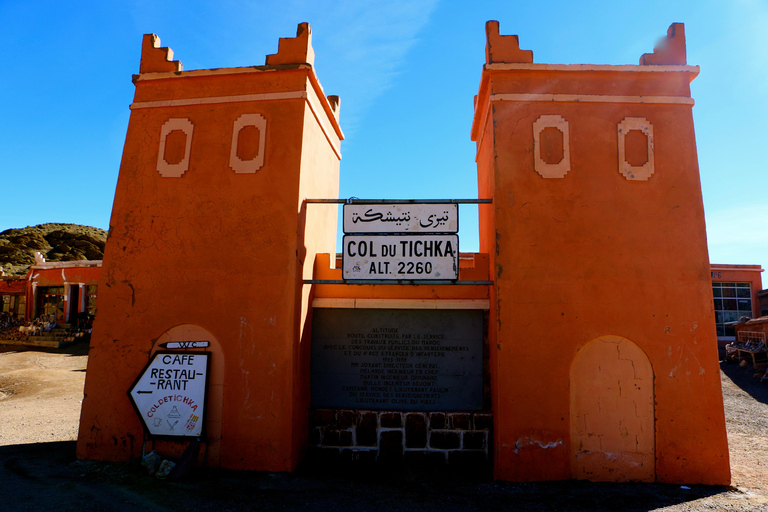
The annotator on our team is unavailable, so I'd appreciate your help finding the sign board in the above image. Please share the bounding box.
[311,309,483,411]
[128,352,209,438]
[343,234,458,280]
[158,341,210,349]
[343,204,458,233]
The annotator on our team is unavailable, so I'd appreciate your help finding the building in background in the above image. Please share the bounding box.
[0,260,101,324]
[0,276,26,319]
[710,264,764,344]
[759,289,768,317]
[26,260,101,323]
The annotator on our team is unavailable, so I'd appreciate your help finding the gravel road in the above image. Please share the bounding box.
[0,343,765,511]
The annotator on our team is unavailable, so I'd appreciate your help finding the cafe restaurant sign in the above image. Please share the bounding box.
[128,352,210,438]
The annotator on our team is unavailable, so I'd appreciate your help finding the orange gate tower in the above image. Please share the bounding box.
[77,24,342,470]
[472,22,729,483]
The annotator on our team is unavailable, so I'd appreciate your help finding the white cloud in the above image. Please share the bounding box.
[307,0,440,134]
[123,0,438,136]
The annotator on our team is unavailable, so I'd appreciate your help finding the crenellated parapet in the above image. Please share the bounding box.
[139,34,182,74]
[639,23,686,65]
[265,22,315,66]
[128,24,343,150]
[484,21,533,64]
[327,95,340,118]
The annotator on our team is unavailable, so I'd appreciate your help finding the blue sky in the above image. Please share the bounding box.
[1,0,766,269]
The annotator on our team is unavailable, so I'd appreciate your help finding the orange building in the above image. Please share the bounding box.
[1,261,100,324]
[26,260,101,323]
[709,264,764,343]
[0,276,26,319]
[78,22,733,485]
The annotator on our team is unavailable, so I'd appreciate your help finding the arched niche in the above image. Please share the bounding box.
[153,324,225,467]
[570,335,655,482]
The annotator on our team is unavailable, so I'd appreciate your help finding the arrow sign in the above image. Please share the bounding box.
[128,352,210,438]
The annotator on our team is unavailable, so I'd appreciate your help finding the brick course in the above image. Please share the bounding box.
[380,412,402,429]
[430,430,460,450]
[405,413,427,448]
[356,412,378,446]
[309,408,491,468]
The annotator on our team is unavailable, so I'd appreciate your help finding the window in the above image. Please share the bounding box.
[3,295,24,318]
[713,282,752,337]
[37,286,65,321]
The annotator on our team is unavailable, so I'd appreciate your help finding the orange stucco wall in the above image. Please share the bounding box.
[472,22,730,484]
[77,25,341,471]
[27,265,101,288]
[0,278,25,295]
[312,253,490,302]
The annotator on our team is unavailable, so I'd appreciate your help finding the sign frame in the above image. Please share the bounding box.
[127,351,211,440]
[158,341,210,349]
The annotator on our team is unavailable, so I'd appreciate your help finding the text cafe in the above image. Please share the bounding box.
[78,22,731,485]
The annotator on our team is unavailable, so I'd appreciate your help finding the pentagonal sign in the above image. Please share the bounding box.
[128,352,210,438]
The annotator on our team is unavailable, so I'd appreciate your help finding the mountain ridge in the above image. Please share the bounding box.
[0,223,107,277]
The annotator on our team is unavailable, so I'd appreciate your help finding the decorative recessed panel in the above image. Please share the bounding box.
[618,117,654,181]
[533,115,570,178]
[229,113,267,174]
[157,118,194,178]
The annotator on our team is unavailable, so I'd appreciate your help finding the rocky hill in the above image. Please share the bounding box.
[0,224,107,277]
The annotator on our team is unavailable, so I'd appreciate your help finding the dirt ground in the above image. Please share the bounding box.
[0,343,766,512]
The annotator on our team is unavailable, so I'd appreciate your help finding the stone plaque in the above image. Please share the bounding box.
[311,309,483,411]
